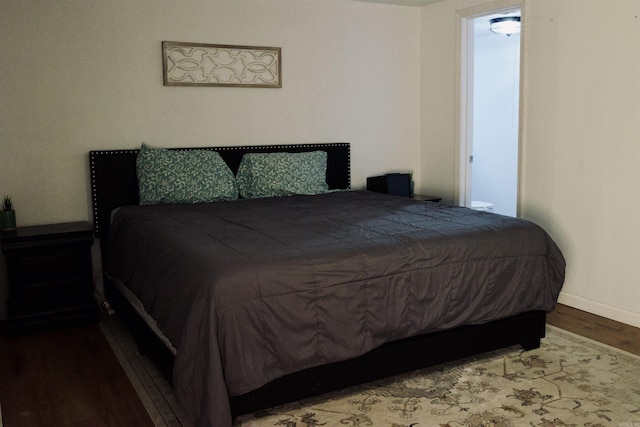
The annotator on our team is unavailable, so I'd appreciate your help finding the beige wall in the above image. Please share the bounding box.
[421,0,640,327]
[522,0,640,327]
[0,0,421,319]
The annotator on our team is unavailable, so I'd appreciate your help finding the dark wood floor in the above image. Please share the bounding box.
[0,321,154,427]
[547,303,640,356]
[0,304,638,426]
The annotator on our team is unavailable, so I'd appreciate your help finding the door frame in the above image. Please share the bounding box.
[454,0,525,213]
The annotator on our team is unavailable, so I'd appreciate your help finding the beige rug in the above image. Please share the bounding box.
[101,316,640,427]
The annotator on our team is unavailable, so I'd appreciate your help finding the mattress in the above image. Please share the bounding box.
[107,190,565,426]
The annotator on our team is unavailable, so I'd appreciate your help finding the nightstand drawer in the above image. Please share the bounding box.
[18,278,91,312]
[12,248,90,284]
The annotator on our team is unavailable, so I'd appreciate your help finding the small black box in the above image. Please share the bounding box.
[366,173,412,197]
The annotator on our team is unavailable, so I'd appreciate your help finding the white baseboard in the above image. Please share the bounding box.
[558,292,640,328]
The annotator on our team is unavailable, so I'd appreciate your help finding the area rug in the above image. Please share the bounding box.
[101,316,640,427]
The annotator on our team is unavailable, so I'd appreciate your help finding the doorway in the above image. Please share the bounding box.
[457,4,521,217]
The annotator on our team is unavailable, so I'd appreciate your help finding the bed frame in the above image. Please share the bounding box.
[89,142,546,417]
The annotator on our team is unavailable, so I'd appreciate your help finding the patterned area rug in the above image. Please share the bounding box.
[101,316,640,427]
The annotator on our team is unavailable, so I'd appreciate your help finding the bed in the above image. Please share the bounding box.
[89,143,565,427]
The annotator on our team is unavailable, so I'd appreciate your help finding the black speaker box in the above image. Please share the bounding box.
[366,173,412,197]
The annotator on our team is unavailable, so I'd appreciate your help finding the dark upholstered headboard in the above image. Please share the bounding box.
[89,143,350,259]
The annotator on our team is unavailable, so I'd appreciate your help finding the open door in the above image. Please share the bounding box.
[457,2,522,217]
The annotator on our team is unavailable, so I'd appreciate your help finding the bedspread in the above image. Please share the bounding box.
[107,190,565,426]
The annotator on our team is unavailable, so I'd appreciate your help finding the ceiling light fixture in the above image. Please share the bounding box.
[489,16,521,36]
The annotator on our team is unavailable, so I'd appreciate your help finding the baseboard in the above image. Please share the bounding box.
[558,292,640,328]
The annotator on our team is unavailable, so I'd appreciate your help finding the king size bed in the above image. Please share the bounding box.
[89,142,565,426]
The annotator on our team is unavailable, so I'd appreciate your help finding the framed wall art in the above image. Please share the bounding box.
[162,41,282,88]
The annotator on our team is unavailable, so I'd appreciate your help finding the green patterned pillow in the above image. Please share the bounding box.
[136,144,238,205]
[236,151,329,199]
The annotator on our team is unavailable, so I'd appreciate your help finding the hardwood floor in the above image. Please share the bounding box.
[0,304,638,426]
[0,321,154,427]
[547,303,640,356]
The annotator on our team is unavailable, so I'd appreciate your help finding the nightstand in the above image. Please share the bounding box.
[1,221,100,335]
[413,194,442,203]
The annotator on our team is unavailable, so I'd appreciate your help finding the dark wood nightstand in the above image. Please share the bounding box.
[1,221,100,335]
[413,194,442,203]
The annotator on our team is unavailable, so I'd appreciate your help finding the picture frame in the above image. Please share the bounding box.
[162,41,282,88]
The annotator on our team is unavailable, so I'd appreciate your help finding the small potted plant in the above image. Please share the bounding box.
[1,196,16,231]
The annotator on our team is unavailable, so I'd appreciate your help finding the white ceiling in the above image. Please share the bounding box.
[351,0,444,7]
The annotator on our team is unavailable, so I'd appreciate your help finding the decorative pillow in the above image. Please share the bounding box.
[236,151,329,199]
[136,144,238,205]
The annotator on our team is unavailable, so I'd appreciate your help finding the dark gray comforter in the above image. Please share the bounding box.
[108,191,565,427]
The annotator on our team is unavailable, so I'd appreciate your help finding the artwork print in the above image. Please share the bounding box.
[162,41,281,88]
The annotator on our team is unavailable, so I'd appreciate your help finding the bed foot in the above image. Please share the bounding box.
[520,336,541,351]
